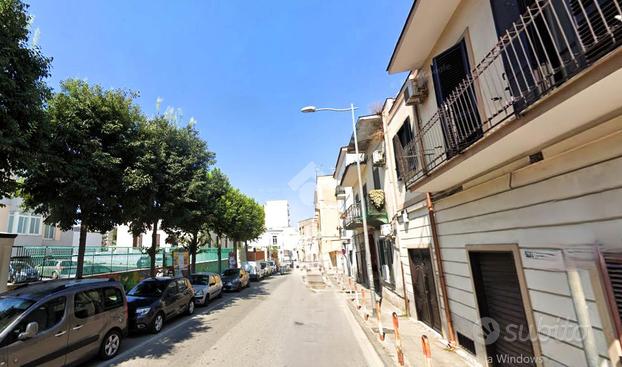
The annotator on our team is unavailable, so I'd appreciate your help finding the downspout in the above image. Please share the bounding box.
[426,193,456,348]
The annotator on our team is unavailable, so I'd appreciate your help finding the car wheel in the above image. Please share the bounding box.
[99,329,122,360]
[150,312,164,334]
[204,294,210,305]
[218,290,223,298]
[186,300,195,315]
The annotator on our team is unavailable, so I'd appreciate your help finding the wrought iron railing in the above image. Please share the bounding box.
[398,0,622,187]
[344,200,388,228]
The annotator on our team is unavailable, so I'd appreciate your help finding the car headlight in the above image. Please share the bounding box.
[195,289,203,296]
[135,307,151,316]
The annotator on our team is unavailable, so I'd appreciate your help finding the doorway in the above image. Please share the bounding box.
[470,251,536,366]
[408,248,442,332]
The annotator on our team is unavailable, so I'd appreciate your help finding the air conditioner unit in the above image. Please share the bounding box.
[372,150,385,166]
[404,75,428,106]
[380,223,392,237]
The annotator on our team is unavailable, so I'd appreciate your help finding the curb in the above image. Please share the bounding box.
[345,296,402,367]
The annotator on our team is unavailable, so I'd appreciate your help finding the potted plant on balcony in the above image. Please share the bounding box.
[368,189,385,211]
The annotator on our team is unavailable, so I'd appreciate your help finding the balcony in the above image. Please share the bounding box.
[344,200,388,230]
[398,0,622,191]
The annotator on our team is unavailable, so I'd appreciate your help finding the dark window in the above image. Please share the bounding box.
[432,39,482,157]
[166,281,178,295]
[457,332,477,355]
[378,239,395,285]
[3,297,65,347]
[74,290,103,319]
[372,166,381,189]
[393,118,414,180]
[102,287,123,310]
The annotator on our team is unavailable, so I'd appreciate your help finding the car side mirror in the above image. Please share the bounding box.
[209,282,216,286]
[239,274,243,278]
[18,322,38,340]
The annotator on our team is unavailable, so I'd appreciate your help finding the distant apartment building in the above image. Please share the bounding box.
[264,200,290,228]
[0,197,102,247]
[297,217,318,262]
[313,175,344,272]
[251,200,298,263]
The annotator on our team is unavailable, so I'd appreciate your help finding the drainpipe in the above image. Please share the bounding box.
[426,193,456,348]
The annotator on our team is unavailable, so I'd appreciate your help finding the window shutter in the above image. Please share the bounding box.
[603,252,622,325]
[393,135,404,180]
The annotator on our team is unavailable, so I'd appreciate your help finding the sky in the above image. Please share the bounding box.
[27,0,411,225]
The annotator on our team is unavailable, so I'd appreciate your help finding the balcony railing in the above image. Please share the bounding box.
[344,200,388,230]
[397,0,622,187]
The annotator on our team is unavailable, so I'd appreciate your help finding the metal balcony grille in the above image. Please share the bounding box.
[398,0,622,187]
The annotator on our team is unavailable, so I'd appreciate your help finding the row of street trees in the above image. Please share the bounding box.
[1,0,265,278]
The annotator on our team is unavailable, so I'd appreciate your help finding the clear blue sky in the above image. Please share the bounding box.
[28,0,410,224]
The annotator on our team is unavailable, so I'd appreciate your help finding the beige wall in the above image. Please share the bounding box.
[433,116,622,366]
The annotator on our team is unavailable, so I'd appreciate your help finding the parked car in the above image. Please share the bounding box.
[259,261,271,276]
[242,261,264,281]
[190,272,223,306]
[279,264,291,275]
[38,260,112,279]
[221,268,250,291]
[136,254,164,269]
[8,261,39,284]
[0,278,127,366]
[126,277,195,333]
[266,260,277,274]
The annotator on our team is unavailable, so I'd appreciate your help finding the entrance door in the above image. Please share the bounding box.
[408,249,442,332]
[369,234,382,294]
[470,251,536,366]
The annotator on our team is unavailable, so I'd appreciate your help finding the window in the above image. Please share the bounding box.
[272,235,277,245]
[102,287,123,310]
[177,279,188,292]
[2,297,65,347]
[432,39,482,157]
[166,281,178,295]
[372,166,381,190]
[393,118,415,180]
[43,224,55,239]
[379,239,395,285]
[7,213,14,233]
[14,213,43,235]
[74,290,103,319]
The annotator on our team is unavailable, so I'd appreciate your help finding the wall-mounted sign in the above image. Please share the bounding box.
[521,249,565,271]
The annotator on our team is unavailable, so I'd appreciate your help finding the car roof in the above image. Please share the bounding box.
[190,272,216,276]
[2,278,119,301]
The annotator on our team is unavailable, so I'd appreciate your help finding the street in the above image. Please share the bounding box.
[89,270,382,367]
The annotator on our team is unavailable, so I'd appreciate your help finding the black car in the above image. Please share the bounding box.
[126,277,195,333]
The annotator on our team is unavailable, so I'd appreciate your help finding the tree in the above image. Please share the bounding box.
[214,189,265,270]
[171,168,230,273]
[22,79,142,278]
[124,117,215,277]
[0,0,52,198]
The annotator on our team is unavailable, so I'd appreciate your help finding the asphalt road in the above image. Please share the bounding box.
[87,269,382,367]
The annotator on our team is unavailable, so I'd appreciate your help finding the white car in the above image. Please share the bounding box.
[190,272,223,305]
[243,261,265,280]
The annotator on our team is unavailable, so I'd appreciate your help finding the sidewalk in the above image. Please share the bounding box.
[328,273,476,367]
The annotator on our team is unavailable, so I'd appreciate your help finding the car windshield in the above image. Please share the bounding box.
[0,297,35,331]
[190,275,210,285]
[128,281,167,297]
[222,269,239,276]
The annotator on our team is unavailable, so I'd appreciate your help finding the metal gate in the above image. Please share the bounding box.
[408,248,442,332]
[470,251,536,366]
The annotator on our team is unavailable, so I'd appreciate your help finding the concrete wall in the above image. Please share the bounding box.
[432,117,622,366]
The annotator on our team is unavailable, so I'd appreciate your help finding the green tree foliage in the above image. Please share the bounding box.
[22,79,142,278]
[171,168,230,273]
[0,0,51,198]
[124,117,215,276]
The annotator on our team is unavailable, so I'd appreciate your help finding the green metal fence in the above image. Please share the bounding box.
[10,245,232,280]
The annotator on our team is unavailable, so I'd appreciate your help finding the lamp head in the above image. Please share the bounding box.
[300,106,317,113]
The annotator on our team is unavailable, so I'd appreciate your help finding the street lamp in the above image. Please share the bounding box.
[301,103,377,307]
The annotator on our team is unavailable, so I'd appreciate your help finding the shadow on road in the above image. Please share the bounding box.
[93,275,284,366]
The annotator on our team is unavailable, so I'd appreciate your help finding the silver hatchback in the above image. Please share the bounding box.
[0,278,127,366]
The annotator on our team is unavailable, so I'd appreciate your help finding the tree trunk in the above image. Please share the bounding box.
[217,235,222,274]
[190,232,197,273]
[76,223,88,279]
[150,220,158,277]
[245,241,249,263]
[233,241,238,268]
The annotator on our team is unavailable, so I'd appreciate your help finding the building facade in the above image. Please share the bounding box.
[297,217,318,262]
[382,0,622,366]
[314,175,343,272]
